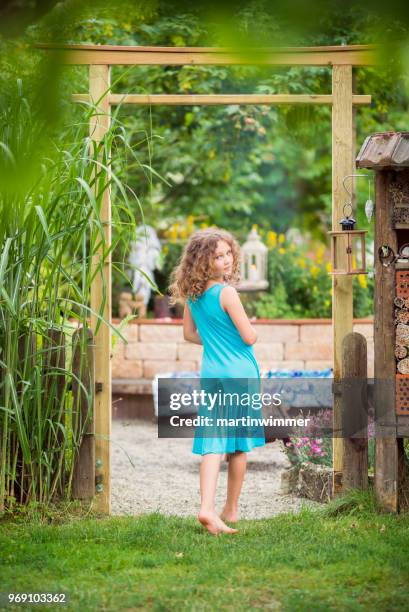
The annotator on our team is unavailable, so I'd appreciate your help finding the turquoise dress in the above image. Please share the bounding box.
[187,282,266,455]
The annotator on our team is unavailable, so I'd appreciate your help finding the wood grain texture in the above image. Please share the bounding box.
[89,65,112,514]
[374,169,398,512]
[72,328,95,500]
[341,333,368,491]
[72,93,371,106]
[331,65,355,493]
[36,44,377,66]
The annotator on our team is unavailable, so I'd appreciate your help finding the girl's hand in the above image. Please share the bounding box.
[220,287,257,345]
[183,302,203,345]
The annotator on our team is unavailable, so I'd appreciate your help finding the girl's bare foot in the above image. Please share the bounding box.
[216,514,238,534]
[219,507,239,523]
[198,511,238,535]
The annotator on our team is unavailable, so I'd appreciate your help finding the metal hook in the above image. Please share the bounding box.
[342,174,373,202]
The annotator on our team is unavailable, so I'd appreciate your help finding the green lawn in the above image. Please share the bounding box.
[1,492,409,611]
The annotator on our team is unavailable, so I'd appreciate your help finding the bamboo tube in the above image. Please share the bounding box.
[397,357,409,374]
[396,323,409,343]
[396,310,409,324]
[395,345,408,359]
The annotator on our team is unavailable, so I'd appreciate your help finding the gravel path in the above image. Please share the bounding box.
[111,420,320,519]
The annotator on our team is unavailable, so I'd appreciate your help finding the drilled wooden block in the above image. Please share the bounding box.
[396,374,409,415]
[393,206,409,227]
[390,178,409,205]
[396,270,409,298]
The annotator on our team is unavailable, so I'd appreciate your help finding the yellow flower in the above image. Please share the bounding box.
[200,222,208,229]
[297,258,306,269]
[267,231,277,248]
[326,261,332,273]
[310,265,320,278]
[358,274,367,289]
[278,247,286,255]
[252,223,258,230]
[179,227,187,239]
[316,244,326,264]
[278,233,286,244]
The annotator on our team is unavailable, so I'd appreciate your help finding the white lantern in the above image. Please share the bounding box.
[239,226,269,291]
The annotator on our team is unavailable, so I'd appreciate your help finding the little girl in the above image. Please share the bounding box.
[168,227,266,535]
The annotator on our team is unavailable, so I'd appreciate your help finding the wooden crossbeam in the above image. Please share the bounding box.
[72,93,372,106]
[37,43,377,66]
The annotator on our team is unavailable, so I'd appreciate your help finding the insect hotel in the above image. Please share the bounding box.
[356,131,409,512]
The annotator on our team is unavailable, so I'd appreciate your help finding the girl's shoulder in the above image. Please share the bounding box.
[220,283,238,296]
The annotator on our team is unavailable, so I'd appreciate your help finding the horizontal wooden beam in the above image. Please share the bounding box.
[72,93,372,106]
[37,43,377,66]
[38,43,377,53]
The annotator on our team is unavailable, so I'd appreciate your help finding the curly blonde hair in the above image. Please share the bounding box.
[168,227,241,305]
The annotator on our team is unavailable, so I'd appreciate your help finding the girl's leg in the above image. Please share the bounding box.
[220,450,247,522]
[198,453,238,535]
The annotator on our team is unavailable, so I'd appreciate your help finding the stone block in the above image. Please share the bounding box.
[300,324,333,343]
[176,342,203,360]
[353,323,374,340]
[112,357,143,379]
[119,324,139,342]
[139,324,183,342]
[125,342,177,360]
[143,360,198,379]
[254,342,284,361]
[112,339,125,359]
[285,342,332,361]
[253,324,299,343]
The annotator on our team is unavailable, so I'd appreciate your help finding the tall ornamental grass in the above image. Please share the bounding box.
[0,80,144,510]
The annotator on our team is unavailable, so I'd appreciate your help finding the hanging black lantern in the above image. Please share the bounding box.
[328,202,367,275]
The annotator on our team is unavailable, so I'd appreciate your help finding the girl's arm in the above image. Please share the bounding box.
[220,286,257,345]
[183,302,203,345]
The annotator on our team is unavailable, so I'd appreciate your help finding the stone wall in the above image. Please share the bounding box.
[112,318,374,389]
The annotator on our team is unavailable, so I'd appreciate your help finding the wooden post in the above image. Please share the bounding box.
[89,64,111,514]
[373,169,398,512]
[43,328,66,500]
[341,333,368,490]
[72,328,95,499]
[332,64,355,494]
